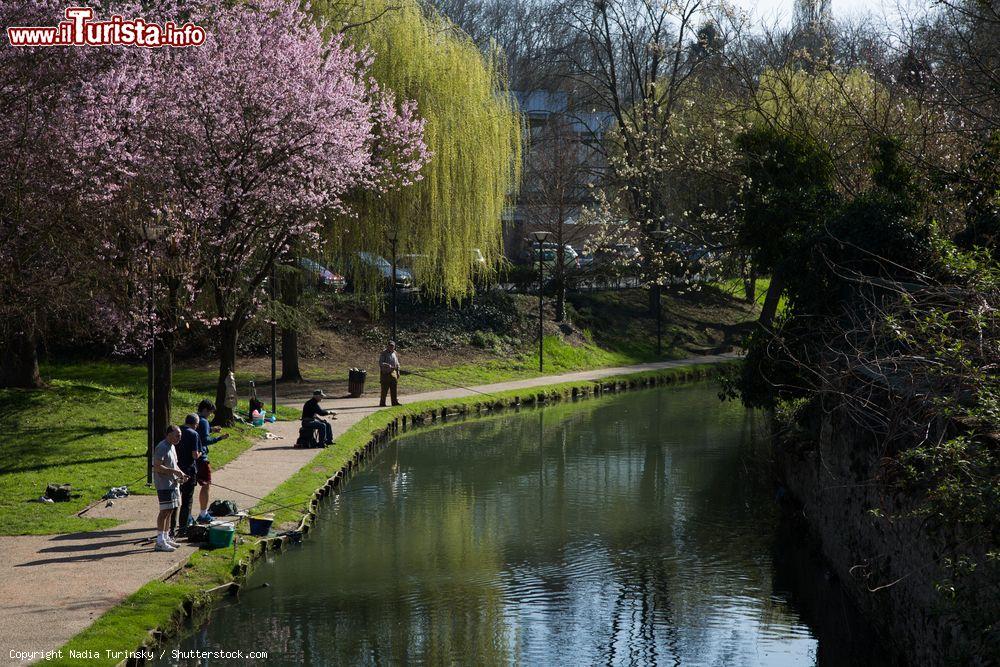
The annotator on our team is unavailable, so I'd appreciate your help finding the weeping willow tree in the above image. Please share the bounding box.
[310,0,522,304]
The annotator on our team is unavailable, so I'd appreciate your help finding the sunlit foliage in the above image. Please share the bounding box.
[311,0,523,303]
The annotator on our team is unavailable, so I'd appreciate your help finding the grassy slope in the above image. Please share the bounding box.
[569,286,756,358]
[0,367,298,536]
[399,284,757,393]
[401,335,637,393]
[200,283,759,394]
[53,363,727,666]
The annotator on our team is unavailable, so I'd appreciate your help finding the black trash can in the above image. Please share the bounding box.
[348,368,367,398]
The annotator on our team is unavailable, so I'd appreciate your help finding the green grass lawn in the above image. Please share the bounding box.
[402,283,758,394]
[403,335,644,393]
[712,277,787,314]
[0,365,298,536]
[42,360,262,396]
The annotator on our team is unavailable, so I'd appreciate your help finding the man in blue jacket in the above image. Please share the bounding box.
[173,414,202,535]
[195,400,229,523]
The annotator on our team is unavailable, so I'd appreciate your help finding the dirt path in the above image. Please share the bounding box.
[0,355,734,664]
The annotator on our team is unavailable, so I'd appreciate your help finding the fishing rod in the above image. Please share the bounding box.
[211,479,373,518]
[209,481,317,515]
[208,481,363,534]
[401,369,502,399]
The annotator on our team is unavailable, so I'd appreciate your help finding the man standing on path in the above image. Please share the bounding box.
[379,340,402,407]
[195,400,228,524]
[174,415,202,535]
[153,425,188,552]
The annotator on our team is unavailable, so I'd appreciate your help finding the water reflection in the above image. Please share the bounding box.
[171,383,891,666]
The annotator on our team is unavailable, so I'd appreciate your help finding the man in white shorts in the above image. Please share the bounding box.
[152,425,188,552]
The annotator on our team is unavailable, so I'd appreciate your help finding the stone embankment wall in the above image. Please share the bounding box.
[775,407,992,665]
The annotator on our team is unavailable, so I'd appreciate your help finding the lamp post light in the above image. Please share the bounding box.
[532,230,552,372]
[388,228,399,343]
[140,221,163,486]
[650,228,669,356]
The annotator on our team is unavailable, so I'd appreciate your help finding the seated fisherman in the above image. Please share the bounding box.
[302,389,336,447]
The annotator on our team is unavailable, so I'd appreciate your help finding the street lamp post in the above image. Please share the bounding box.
[388,228,399,343]
[650,228,668,356]
[140,222,163,486]
[532,231,552,372]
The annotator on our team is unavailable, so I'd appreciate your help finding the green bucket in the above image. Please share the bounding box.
[208,523,236,548]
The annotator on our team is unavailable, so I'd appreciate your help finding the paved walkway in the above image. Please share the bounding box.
[0,355,734,664]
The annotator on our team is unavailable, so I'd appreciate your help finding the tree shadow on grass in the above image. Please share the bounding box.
[14,425,140,437]
[3,452,145,475]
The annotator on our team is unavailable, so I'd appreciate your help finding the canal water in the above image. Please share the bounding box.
[171,383,890,665]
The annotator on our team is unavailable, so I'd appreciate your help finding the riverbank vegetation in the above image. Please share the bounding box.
[726,126,999,659]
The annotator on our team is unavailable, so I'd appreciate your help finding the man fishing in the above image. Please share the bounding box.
[174,414,202,535]
[378,340,402,407]
[152,425,187,552]
[302,389,336,447]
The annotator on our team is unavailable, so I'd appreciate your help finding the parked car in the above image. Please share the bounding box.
[528,242,579,269]
[661,242,718,284]
[297,258,346,292]
[596,244,641,263]
[585,244,642,287]
[395,253,427,284]
[354,252,414,291]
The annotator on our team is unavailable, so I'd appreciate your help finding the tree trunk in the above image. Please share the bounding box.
[643,243,657,315]
[0,328,42,389]
[758,273,784,330]
[213,320,239,426]
[153,335,173,439]
[153,282,180,437]
[743,276,757,304]
[741,261,758,304]
[280,269,303,383]
[281,329,302,383]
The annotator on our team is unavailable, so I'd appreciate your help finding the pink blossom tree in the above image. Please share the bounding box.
[1,0,428,435]
[130,0,428,424]
[0,0,134,388]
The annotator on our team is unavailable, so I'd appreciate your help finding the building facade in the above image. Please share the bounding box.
[504,91,613,261]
